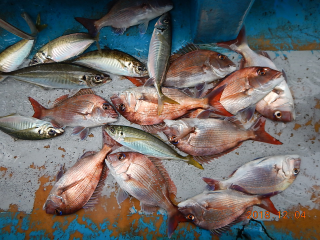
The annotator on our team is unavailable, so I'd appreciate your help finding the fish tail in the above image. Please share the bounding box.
[0,73,7,82]
[202,177,221,191]
[258,196,279,215]
[74,17,99,37]
[28,97,47,119]
[251,117,282,145]
[167,206,187,238]
[206,85,233,117]
[94,32,102,55]
[35,13,48,32]
[216,25,247,52]
[157,93,180,116]
[186,155,204,170]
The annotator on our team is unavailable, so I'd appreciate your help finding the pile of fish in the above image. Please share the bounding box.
[0,0,301,238]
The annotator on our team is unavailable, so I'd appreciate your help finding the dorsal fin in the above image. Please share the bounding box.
[52,94,69,107]
[148,157,177,197]
[71,89,96,98]
[53,89,96,107]
[79,151,96,160]
[169,43,200,63]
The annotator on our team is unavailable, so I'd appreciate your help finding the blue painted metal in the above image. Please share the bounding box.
[191,0,255,43]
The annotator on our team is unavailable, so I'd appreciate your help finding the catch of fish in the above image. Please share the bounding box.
[0,0,302,238]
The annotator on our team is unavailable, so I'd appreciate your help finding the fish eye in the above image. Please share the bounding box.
[138,66,144,71]
[163,19,169,24]
[38,129,42,135]
[118,153,126,160]
[274,111,282,119]
[119,103,126,112]
[109,126,115,133]
[48,129,56,136]
[257,68,267,76]
[103,103,111,110]
[82,75,87,81]
[293,168,299,175]
[94,75,103,82]
[218,54,226,60]
[169,136,179,144]
[186,214,195,221]
[120,131,123,136]
[55,209,62,216]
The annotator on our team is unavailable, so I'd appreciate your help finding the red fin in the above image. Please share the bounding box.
[52,94,69,107]
[258,197,278,215]
[74,17,99,37]
[230,184,252,194]
[217,25,247,52]
[124,76,147,87]
[167,207,187,238]
[102,128,122,151]
[251,117,282,145]
[28,97,47,119]
[206,85,233,117]
[202,177,221,191]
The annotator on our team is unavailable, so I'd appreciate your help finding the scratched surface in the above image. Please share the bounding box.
[0,0,320,239]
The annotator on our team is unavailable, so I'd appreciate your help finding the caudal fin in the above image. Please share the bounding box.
[251,117,282,145]
[186,155,204,170]
[206,85,233,117]
[75,17,99,37]
[202,177,221,191]
[258,197,279,215]
[217,25,247,52]
[28,97,47,119]
[157,94,180,116]
[167,207,187,238]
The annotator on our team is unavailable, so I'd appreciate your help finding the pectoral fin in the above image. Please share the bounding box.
[116,188,129,205]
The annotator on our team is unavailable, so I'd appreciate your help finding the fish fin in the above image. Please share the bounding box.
[257,50,271,60]
[58,178,86,194]
[56,165,65,181]
[228,169,238,178]
[72,126,86,135]
[239,105,256,122]
[116,188,129,205]
[282,70,288,82]
[0,74,7,82]
[158,94,180,115]
[143,77,155,87]
[196,110,211,119]
[186,155,203,170]
[239,58,246,69]
[102,129,123,151]
[167,207,187,238]
[180,88,194,97]
[251,117,282,145]
[79,151,96,160]
[206,85,233,117]
[229,184,252,194]
[28,97,47,119]
[139,21,149,35]
[35,13,48,32]
[141,123,166,134]
[149,157,177,197]
[124,76,146,87]
[210,214,245,236]
[258,197,278,215]
[202,177,221,191]
[112,27,126,35]
[74,17,99,37]
[71,89,96,98]
[84,164,109,209]
[52,94,69,107]
[194,82,206,98]
[217,25,247,53]
[170,43,200,63]
[94,32,102,55]
[140,203,158,214]
[50,120,63,128]
[79,128,90,140]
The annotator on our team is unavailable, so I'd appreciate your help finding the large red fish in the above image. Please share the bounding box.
[110,86,231,125]
[28,89,118,139]
[43,144,112,215]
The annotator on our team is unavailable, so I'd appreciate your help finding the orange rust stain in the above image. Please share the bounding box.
[44,145,50,149]
[2,225,11,233]
[0,166,7,172]
[276,131,282,136]
[248,38,320,51]
[61,155,65,158]
[315,98,320,109]
[88,133,94,138]
[58,147,66,152]
[29,164,45,171]
[314,121,320,133]
[14,156,17,159]
[310,136,316,141]
[293,123,301,130]
[305,120,312,126]
[290,133,294,137]
[69,230,83,238]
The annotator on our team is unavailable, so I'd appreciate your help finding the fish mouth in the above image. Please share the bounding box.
[271,71,283,80]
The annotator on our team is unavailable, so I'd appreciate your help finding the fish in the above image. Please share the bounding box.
[212,67,283,118]
[0,18,35,40]
[164,44,236,88]
[0,62,111,89]
[178,189,278,235]
[202,155,301,196]
[0,113,64,140]
[72,49,148,77]
[43,144,112,215]
[163,117,282,162]
[28,89,119,140]
[217,26,295,122]
[75,0,173,36]
[110,85,232,125]
[103,125,203,169]
[147,13,178,115]
[30,33,97,66]
[105,151,186,238]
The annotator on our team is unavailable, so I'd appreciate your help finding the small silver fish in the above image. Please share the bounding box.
[0,114,64,140]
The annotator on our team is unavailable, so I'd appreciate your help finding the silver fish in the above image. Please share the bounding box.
[30,33,96,65]
[148,13,178,115]
[203,155,301,196]
[0,63,111,89]
[0,114,64,140]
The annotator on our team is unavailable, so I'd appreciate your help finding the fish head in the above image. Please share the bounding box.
[105,152,131,175]
[29,52,46,66]
[43,194,65,215]
[155,12,171,31]
[282,155,301,180]
[245,67,282,91]
[92,100,119,124]
[131,61,148,77]
[110,93,134,119]
[163,119,191,144]
[84,73,112,87]
[178,198,205,228]
[104,125,125,142]
[38,125,65,139]
[208,53,237,77]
